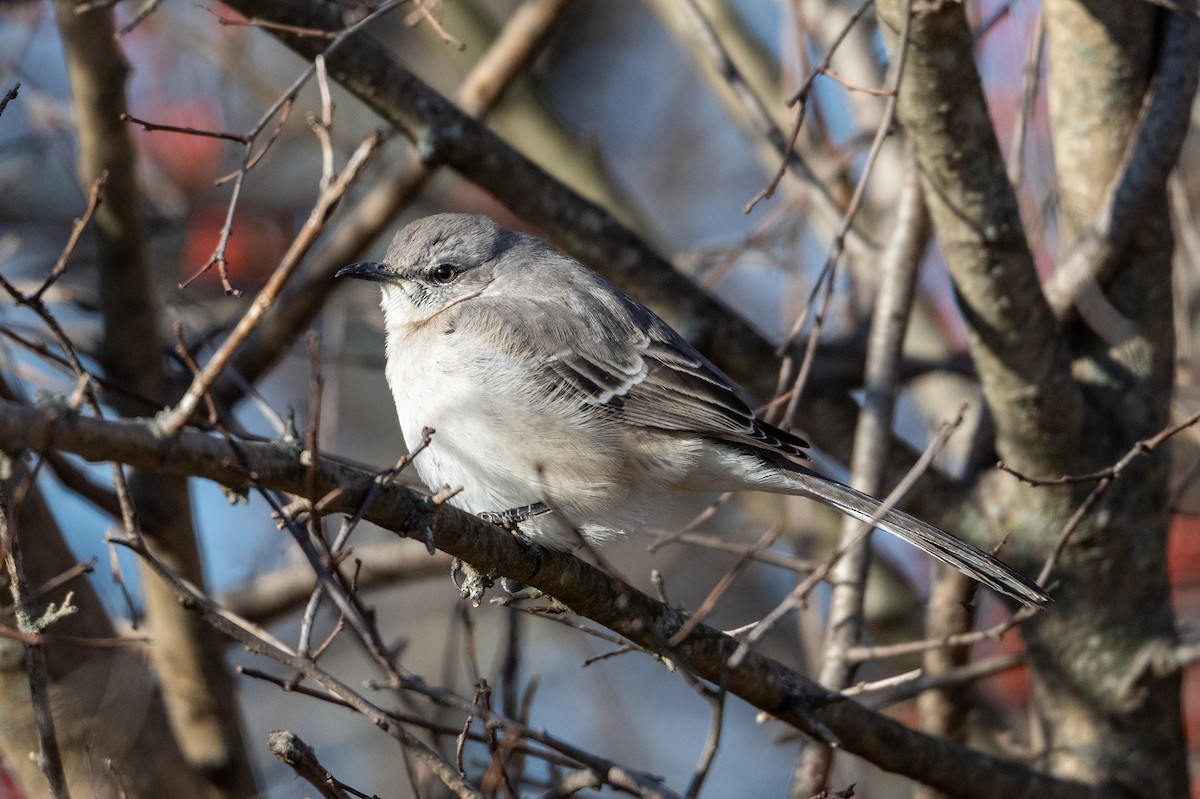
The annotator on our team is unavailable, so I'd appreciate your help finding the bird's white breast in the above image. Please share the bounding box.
[384,323,528,512]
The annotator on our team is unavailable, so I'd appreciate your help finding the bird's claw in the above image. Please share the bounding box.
[464,504,547,601]
[478,502,550,531]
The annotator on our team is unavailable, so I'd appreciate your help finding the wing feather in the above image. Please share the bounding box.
[463,287,809,461]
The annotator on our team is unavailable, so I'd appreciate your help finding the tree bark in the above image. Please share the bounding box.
[874,0,1193,794]
[52,3,257,796]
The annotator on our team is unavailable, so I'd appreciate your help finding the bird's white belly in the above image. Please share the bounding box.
[384,334,697,546]
[387,351,531,512]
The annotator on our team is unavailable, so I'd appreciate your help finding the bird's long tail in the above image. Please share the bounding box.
[784,470,1049,607]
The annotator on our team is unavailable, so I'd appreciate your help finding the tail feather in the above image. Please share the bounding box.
[785,471,1049,608]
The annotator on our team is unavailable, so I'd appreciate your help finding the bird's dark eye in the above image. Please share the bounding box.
[431,263,460,284]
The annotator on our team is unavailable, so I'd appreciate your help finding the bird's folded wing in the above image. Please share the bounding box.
[475,295,809,460]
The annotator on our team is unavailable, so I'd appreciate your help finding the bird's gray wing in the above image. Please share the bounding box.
[470,287,809,460]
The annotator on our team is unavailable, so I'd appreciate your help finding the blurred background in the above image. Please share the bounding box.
[0,0,1197,796]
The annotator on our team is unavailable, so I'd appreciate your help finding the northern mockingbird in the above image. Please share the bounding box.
[337,213,1047,607]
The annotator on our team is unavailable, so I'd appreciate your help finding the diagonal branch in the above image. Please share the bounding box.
[214,0,781,398]
[207,0,575,414]
[0,398,1114,799]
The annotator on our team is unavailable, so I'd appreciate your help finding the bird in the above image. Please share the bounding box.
[336,213,1048,607]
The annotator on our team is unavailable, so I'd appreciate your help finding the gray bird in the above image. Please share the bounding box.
[337,213,1048,607]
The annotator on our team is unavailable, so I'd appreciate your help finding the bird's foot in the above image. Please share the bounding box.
[473,503,547,600]
[478,502,551,531]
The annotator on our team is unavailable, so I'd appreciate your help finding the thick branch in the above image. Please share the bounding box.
[51,2,256,794]
[0,399,1114,799]
[874,0,1081,479]
[1043,6,1200,318]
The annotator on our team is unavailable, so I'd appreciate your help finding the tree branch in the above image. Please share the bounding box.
[874,0,1081,479]
[0,398,1114,799]
[1042,6,1200,320]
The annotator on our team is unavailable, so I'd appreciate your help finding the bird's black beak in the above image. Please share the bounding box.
[336,262,393,282]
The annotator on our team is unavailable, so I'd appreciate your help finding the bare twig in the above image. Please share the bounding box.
[651,0,873,257]
[846,607,1036,663]
[239,667,579,767]
[268,730,354,799]
[158,131,383,436]
[668,525,781,645]
[114,0,167,37]
[998,407,1200,488]
[791,145,928,796]
[31,173,106,303]
[730,405,967,670]
[0,275,144,545]
[861,654,1024,708]
[679,669,725,799]
[1006,10,1044,188]
[405,0,465,49]
[820,68,894,96]
[168,0,406,295]
[997,406,1200,585]
[654,529,816,573]
[748,0,874,212]
[0,83,19,118]
[1,482,71,799]
[210,10,339,38]
[777,0,912,429]
[118,113,251,143]
[112,533,483,798]
[221,542,448,625]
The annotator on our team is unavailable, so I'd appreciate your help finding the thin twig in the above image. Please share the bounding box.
[730,403,966,670]
[1,482,71,799]
[210,10,339,38]
[405,0,465,49]
[747,0,874,212]
[0,83,19,118]
[172,0,406,294]
[31,173,106,303]
[859,654,1024,708]
[678,668,725,799]
[112,534,484,798]
[791,144,927,795]
[1006,9,1044,188]
[778,0,912,427]
[846,607,1036,663]
[0,275,144,549]
[114,0,167,37]
[659,0,873,257]
[655,529,816,573]
[668,525,781,645]
[157,131,383,436]
[119,113,250,143]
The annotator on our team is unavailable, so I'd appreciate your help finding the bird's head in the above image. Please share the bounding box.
[336,213,506,328]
